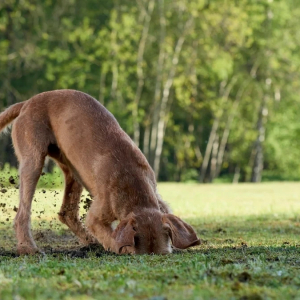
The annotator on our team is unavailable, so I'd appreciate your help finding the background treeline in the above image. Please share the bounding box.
[1,0,300,183]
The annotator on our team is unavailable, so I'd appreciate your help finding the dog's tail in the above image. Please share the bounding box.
[0,102,25,133]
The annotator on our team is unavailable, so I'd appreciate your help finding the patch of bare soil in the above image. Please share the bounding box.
[0,229,107,258]
[0,173,107,258]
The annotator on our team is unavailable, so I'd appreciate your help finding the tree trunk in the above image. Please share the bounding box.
[132,0,155,146]
[199,77,237,183]
[232,165,240,183]
[109,5,121,102]
[214,82,250,178]
[110,62,118,100]
[98,65,107,104]
[149,0,166,166]
[153,90,174,178]
[209,134,219,182]
[251,95,268,182]
[153,18,193,178]
[199,118,219,183]
[0,5,18,167]
[143,122,151,160]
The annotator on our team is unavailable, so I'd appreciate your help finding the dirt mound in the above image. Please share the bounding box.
[0,242,108,258]
[0,228,108,258]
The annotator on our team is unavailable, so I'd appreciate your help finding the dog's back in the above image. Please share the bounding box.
[15,90,155,193]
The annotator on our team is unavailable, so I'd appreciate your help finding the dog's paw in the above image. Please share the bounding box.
[81,235,98,245]
[17,244,43,255]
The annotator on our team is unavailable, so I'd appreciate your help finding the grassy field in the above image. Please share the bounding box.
[1,182,300,300]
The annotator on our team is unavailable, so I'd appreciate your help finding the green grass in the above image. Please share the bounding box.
[1,182,300,299]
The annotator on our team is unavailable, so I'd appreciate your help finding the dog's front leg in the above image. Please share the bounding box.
[86,212,118,253]
[57,164,97,245]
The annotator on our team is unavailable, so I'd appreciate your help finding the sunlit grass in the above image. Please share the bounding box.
[159,182,300,219]
[1,182,300,299]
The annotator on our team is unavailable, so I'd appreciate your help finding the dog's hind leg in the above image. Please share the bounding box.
[14,157,45,255]
[56,163,97,245]
[12,117,49,255]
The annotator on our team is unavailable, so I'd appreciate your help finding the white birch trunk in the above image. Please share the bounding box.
[132,0,155,146]
[199,77,237,182]
[153,18,194,178]
[149,0,166,166]
[215,82,250,178]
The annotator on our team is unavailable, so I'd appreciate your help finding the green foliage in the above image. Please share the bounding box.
[1,0,300,182]
[37,167,64,189]
[0,164,64,188]
[0,163,18,186]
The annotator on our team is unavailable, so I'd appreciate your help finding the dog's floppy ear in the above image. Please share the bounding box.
[163,214,200,249]
[112,215,137,254]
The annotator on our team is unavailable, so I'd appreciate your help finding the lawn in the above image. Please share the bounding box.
[0,182,300,300]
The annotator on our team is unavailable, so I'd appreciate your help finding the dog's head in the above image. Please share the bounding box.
[112,209,200,254]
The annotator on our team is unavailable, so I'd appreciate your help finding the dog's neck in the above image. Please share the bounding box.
[132,205,160,217]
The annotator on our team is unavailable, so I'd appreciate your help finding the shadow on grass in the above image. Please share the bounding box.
[186,214,300,240]
[0,220,299,263]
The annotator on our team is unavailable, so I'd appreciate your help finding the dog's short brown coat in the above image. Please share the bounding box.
[0,90,200,255]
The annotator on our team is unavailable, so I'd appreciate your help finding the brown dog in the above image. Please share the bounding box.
[0,90,200,255]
